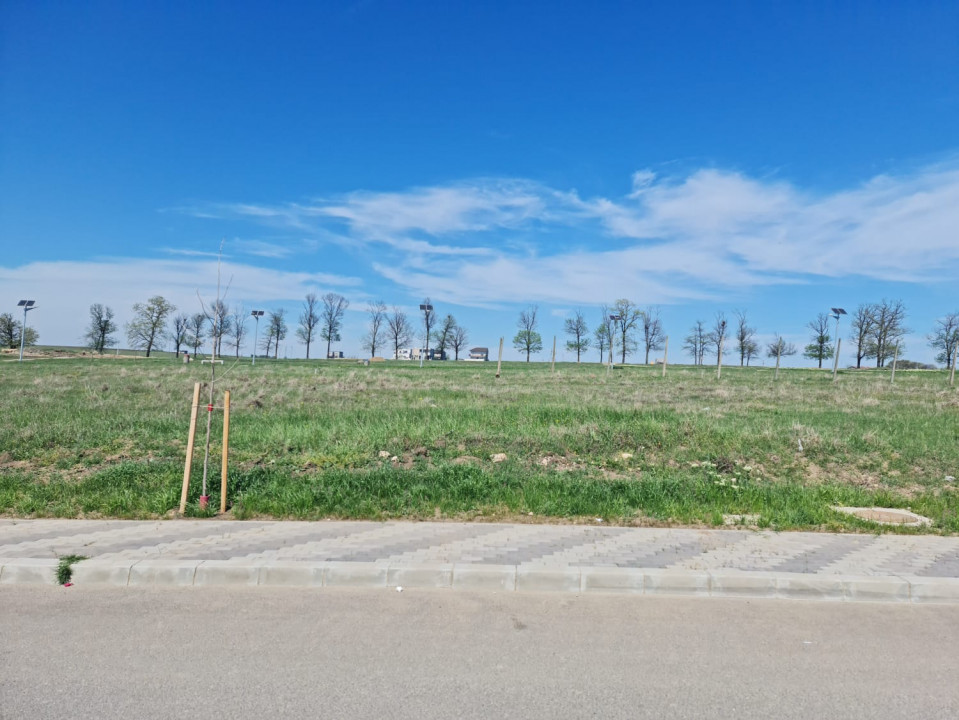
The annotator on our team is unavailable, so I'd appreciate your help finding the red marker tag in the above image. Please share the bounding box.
[207,404,213,412]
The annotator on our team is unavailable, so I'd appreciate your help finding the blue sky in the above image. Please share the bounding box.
[2,1,958,364]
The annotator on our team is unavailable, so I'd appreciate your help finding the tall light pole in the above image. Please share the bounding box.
[830,307,846,379]
[16,300,36,363]
[608,314,621,377]
[419,303,433,368]
[251,310,264,365]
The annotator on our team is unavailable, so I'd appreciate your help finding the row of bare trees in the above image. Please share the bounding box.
[81,293,957,370]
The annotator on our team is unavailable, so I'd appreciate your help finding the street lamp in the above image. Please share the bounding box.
[419,303,433,368]
[608,314,621,375]
[830,307,846,378]
[16,300,36,363]
[250,310,264,365]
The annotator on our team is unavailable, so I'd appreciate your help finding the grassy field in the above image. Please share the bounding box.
[1,356,957,532]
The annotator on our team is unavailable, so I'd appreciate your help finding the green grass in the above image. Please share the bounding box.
[1,356,957,532]
[56,554,87,585]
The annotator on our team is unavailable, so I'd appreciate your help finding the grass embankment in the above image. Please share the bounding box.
[1,357,957,532]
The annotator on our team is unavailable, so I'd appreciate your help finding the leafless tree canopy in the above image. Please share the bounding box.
[706,312,728,366]
[564,310,590,363]
[450,324,469,360]
[320,292,349,359]
[433,314,457,357]
[387,306,412,359]
[362,301,387,358]
[866,299,907,368]
[766,334,798,358]
[170,312,189,358]
[641,306,665,365]
[734,310,758,366]
[296,293,321,359]
[228,306,248,358]
[188,313,206,355]
[683,320,707,365]
[928,312,959,369]
[610,298,642,364]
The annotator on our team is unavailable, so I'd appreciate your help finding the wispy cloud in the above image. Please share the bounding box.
[0,258,362,348]
[174,160,959,307]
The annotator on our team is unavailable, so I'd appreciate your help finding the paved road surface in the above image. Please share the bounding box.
[3,586,958,719]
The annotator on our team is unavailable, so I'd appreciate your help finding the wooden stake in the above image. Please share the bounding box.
[179,382,201,514]
[716,337,724,379]
[890,343,899,384]
[775,346,781,381]
[951,345,957,387]
[833,338,842,382]
[495,337,504,378]
[551,336,556,372]
[662,336,668,378]
[219,390,231,514]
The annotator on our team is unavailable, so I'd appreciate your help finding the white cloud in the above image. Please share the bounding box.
[0,258,361,350]
[173,160,959,309]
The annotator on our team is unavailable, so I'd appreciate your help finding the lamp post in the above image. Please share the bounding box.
[608,314,621,377]
[419,303,433,368]
[830,307,846,379]
[16,300,36,363]
[250,310,264,365]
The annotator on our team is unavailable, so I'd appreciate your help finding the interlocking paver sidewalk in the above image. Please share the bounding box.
[1,519,957,602]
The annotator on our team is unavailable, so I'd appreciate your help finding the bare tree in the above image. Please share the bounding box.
[433,314,457,359]
[928,312,959,370]
[228,306,248,358]
[188,313,206,355]
[705,312,729,366]
[734,311,758,366]
[866,299,907,368]
[848,304,876,369]
[594,312,611,364]
[683,320,707,365]
[803,313,834,368]
[84,304,118,354]
[513,305,542,362]
[610,299,643,364]
[296,293,321,359]
[320,293,349,359]
[168,313,190,358]
[207,299,229,358]
[450,324,469,360]
[564,310,590,362]
[641,306,665,365]
[766,335,798,359]
[268,309,288,359]
[126,296,175,357]
[386,306,413,360]
[362,301,387,358]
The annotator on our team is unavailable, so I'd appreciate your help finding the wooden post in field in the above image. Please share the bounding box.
[716,337,724,379]
[179,382,202,514]
[951,346,957,387]
[662,336,669,378]
[551,336,556,372]
[890,343,900,384]
[832,338,842,382]
[495,337,504,378]
[775,346,781,381]
[219,390,231,514]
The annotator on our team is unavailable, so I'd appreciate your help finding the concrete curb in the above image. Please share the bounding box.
[5,557,959,604]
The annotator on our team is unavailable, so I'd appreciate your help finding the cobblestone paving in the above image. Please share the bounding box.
[2,519,958,577]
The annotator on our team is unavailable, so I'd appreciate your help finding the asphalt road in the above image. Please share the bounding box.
[2,587,958,719]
